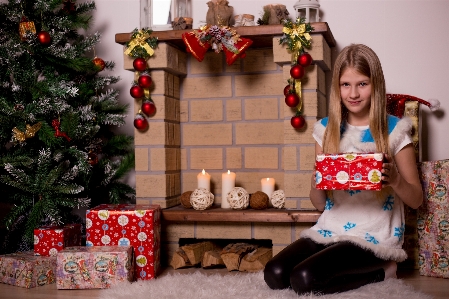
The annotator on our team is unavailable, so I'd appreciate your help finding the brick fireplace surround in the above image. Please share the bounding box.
[115,24,336,265]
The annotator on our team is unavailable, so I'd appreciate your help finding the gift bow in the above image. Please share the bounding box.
[283,23,312,51]
[124,30,154,56]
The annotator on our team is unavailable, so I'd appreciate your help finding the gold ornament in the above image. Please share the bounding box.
[12,122,42,143]
[19,17,37,41]
[124,30,155,57]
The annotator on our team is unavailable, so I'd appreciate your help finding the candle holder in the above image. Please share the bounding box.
[293,0,320,23]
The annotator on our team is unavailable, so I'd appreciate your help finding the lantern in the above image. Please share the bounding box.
[140,0,192,31]
[293,0,320,23]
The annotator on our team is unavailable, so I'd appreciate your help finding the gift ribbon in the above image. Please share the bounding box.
[124,30,154,57]
[282,23,312,52]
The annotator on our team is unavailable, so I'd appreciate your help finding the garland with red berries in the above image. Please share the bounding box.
[124,28,158,131]
[280,18,314,129]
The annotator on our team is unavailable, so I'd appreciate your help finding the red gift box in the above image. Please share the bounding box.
[315,153,384,191]
[85,204,161,280]
[34,224,82,256]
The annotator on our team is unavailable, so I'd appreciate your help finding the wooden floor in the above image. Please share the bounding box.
[0,268,447,298]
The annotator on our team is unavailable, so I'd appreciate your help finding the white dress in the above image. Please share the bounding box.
[300,115,413,262]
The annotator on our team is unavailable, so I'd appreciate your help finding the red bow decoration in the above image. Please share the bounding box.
[52,119,71,142]
[386,94,440,118]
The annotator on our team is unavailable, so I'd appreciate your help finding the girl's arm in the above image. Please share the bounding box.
[382,144,423,209]
[309,142,327,211]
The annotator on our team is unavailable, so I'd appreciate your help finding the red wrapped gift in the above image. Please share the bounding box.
[315,153,384,191]
[85,204,161,280]
[34,224,82,256]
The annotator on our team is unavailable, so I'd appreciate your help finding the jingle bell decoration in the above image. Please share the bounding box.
[130,85,144,99]
[133,57,147,72]
[93,57,105,71]
[141,100,156,116]
[138,74,152,88]
[133,113,148,131]
[285,93,300,108]
[37,31,52,46]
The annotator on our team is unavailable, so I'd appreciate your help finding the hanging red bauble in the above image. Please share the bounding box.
[290,65,305,79]
[297,53,313,67]
[37,31,51,46]
[285,93,300,108]
[138,75,152,88]
[130,85,144,98]
[133,57,147,72]
[284,84,292,96]
[133,114,148,131]
[88,150,99,166]
[291,115,306,129]
[141,100,156,116]
[93,57,105,71]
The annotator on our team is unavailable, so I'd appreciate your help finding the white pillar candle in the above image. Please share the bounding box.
[261,178,275,199]
[197,169,211,191]
[221,170,236,209]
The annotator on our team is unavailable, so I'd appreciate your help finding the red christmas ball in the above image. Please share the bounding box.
[297,53,313,67]
[37,31,51,46]
[130,86,144,98]
[291,115,306,129]
[138,75,152,88]
[284,84,292,96]
[290,65,305,79]
[285,93,300,108]
[133,114,148,131]
[93,57,105,71]
[141,100,156,116]
[133,57,147,72]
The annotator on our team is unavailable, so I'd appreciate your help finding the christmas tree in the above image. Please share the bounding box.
[0,0,135,253]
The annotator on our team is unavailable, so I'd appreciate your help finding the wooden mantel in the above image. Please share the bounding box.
[115,23,336,50]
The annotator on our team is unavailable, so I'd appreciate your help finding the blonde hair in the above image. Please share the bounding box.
[322,44,391,157]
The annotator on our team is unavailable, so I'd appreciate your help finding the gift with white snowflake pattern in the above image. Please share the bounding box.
[56,245,134,289]
[85,204,161,280]
[34,224,82,256]
[315,153,384,191]
[0,251,56,288]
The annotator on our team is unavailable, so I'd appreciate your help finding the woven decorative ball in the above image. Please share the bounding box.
[190,188,214,210]
[227,187,249,210]
[249,191,269,210]
[180,191,193,208]
[271,190,285,209]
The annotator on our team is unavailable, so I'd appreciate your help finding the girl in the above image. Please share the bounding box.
[264,44,423,295]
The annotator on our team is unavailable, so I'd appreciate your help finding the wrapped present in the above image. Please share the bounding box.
[34,223,82,256]
[0,251,56,288]
[417,159,449,278]
[86,204,161,280]
[315,153,384,191]
[56,246,134,289]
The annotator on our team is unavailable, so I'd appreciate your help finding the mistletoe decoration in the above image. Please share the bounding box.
[280,18,314,130]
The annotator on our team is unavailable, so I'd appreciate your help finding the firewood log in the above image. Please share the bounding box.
[169,247,192,269]
[239,247,272,272]
[220,243,257,271]
[182,241,216,265]
[202,250,226,269]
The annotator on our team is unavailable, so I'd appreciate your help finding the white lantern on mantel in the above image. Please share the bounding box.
[293,0,320,23]
[140,0,192,31]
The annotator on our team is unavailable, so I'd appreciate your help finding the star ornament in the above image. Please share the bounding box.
[12,122,42,143]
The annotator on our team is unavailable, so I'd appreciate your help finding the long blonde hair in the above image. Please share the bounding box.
[322,44,391,157]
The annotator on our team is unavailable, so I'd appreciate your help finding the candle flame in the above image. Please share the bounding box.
[202,169,205,175]
[267,178,270,181]
[227,170,230,174]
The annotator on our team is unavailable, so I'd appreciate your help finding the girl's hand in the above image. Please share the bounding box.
[381,154,400,187]
[311,171,317,189]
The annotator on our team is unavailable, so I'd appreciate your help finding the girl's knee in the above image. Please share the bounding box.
[290,265,316,295]
[264,259,290,290]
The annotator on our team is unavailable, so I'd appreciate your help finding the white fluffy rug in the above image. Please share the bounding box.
[98,271,432,299]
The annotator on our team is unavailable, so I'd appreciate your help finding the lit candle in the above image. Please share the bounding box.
[221,170,236,209]
[261,178,275,199]
[197,169,211,191]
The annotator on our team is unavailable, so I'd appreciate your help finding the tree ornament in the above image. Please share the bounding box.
[37,31,52,46]
[291,115,305,129]
[285,93,300,108]
[138,74,152,88]
[284,84,293,96]
[51,119,71,142]
[19,17,36,41]
[130,85,144,98]
[14,104,25,111]
[93,57,105,71]
[12,123,42,143]
[141,100,156,116]
[87,149,98,165]
[62,0,76,13]
[133,57,147,72]
[290,64,304,79]
[133,113,148,131]
[297,52,313,67]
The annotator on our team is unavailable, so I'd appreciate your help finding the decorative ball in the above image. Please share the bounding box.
[285,93,300,108]
[290,65,305,79]
[297,52,313,67]
[291,115,305,129]
[284,84,292,96]
[227,187,249,210]
[87,151,98,165]
[180,191,193,209]
[138,75,152,88]
[133,113,148,131]
[271,190,285,209]
[249,191,269,210]
[37,31,51,46]
[93,57,105,71]
[130,85,144,98]
[133,57,147,72]
[190,188,214,210]
[141,100,156,116]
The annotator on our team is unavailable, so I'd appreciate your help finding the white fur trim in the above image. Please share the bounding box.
[427,99,440,111]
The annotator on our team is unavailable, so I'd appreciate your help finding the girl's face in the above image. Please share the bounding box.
[339,67,372,125]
